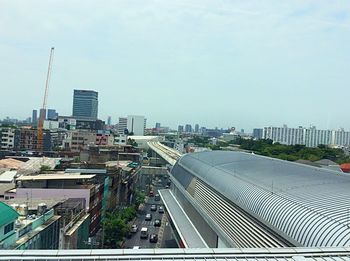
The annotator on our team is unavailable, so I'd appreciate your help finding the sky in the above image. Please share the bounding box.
[0,0,349,132]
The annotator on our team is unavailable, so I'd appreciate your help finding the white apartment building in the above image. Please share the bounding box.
[117,115,146,136]
[264,125,305,145]
[263,125,350,148]
[117,117,127,134]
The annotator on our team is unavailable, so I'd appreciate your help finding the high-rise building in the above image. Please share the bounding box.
[333,128,350,146]
[72,90,98,119]
[195,124,200,133]
[127,115,146,136]
[32,109,38,125]
[263,125,305,145]
[178,125,184,133]
[107,116,112,125]
[155,123,161,129]
[252,128,263,139]
[47,109,58,120]
[117,115,146,135]
[117,117,128,134]
[185,124,192,133]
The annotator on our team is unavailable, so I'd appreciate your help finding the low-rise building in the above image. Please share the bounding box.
[80,145,141,163]
[0,201,19,249]
[14,128,51,151]
[63,130,96,152]
[54,198,90,249]
[95,131,114,146]
[13,173,103,236]
[0,201,61,250]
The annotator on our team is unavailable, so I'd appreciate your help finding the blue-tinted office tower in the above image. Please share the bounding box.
[32,110,38,125]
[47,109,58,120]
[72,90,98,119]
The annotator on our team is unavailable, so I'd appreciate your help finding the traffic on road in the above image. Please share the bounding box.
[124,176,176,249]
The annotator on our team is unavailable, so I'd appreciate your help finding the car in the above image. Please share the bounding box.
[150,204,157,211]
[149,190,154,197]
[149,234,158,243]
[154,219,161,227]
[140,227,148,239]
[133,246,140,249]
[131,224,138,233]
[165,185,169,189]
[145,213,152,221]
[158,206,164,214]
[155,194,160,201]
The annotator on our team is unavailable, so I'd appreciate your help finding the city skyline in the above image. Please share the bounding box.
[0,1,349,130]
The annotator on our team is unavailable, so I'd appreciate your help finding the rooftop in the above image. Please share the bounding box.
[0,170,17,182]
[16,174,95,181]
[4,198,65,211]
[174,151,350,247]
[0,202,19,227]
[0,158,23,169]
[65,168,107,175]
[0,183,15,195]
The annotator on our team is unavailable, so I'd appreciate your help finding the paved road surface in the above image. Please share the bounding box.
[124,179,176,249]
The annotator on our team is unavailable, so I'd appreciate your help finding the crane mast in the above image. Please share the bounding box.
[37,47,55,152]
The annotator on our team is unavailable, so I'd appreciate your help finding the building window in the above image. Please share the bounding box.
[4,222,14,234]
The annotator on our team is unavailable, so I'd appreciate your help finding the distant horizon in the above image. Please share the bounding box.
[1,1,349,131]
[1,112,350,134]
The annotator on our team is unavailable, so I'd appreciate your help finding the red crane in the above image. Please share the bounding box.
[37,47,55,152]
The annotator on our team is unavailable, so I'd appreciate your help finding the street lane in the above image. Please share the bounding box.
[124,178,175,249]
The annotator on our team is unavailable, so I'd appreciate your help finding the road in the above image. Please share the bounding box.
[124,177,177,249]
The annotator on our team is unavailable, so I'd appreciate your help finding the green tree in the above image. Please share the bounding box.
[40,165,51,171]
[127,138,138,147]
[103,214,129,248]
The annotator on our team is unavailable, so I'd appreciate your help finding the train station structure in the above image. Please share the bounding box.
[165,151,350,248]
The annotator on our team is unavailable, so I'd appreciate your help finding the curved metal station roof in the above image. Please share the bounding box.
[175,151,350,247]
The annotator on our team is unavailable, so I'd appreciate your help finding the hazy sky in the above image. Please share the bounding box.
[0,1,349,132]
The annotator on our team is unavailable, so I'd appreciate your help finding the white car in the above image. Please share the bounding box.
[131,224,138,233]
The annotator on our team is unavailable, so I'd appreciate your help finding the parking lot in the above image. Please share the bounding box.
[124,177,177,249]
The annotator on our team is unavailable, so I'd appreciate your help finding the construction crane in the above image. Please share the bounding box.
[37,47,55,152]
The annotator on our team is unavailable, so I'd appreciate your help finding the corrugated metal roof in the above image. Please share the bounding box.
[175,151,350,247]
[0,170,17,182]
[0,202,19,227]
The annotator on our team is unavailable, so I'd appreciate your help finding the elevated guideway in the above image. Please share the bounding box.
[147,141,182,166]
